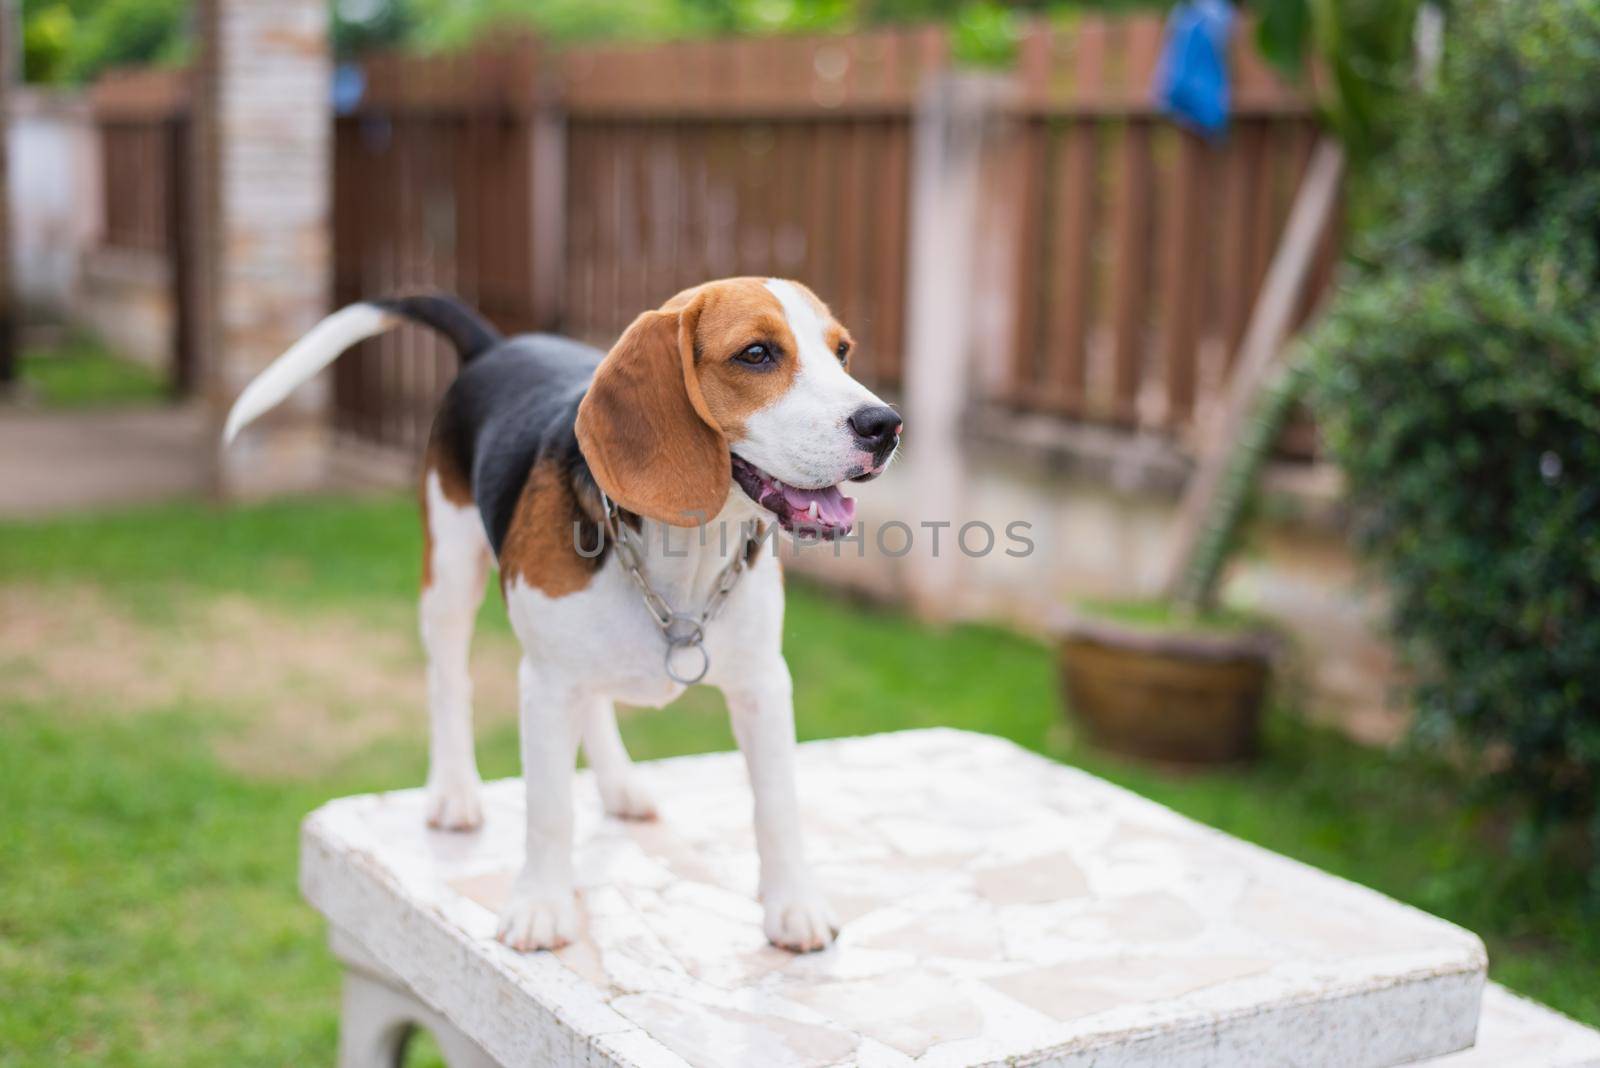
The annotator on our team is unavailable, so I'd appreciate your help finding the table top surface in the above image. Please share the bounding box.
[302,728,1488,1068]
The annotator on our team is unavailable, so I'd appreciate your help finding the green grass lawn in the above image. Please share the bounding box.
[1,495,1595,1065]
[16,332,169,408]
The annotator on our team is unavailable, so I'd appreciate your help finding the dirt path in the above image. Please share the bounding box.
[0,405,212,518]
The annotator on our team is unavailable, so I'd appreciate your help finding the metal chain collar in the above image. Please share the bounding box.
[600,493,752,686]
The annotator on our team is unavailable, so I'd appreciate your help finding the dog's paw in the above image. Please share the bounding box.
[424,777,484,832]
[762,891,839,953]
[496,891,580,952]
[599,775,658,821]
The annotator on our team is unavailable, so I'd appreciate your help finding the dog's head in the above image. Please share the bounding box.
[576,277,901,538]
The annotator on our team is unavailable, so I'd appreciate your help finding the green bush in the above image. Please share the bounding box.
[1306,0,1600,862]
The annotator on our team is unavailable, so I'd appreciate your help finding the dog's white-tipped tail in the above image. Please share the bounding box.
[222,303,398,445]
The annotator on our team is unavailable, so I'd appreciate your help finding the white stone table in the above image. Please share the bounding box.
[302,728,1497,1067]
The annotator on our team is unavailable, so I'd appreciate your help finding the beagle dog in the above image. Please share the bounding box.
[224,278,902,952]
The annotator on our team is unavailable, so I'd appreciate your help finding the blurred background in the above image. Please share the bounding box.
[2,0,1597,1063]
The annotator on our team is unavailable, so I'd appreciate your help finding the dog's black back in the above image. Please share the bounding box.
[432,333,604,555]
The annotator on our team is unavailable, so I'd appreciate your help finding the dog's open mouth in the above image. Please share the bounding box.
[731,455,856,539]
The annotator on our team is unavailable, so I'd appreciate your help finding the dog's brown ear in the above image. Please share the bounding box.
[575,299,729,526]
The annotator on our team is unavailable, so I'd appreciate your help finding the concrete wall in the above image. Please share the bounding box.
[782,450,1401,742]
[8,89,99,319]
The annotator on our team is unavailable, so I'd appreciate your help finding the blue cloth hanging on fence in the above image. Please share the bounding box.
[333,63,367,115]
[1154,0,1236,137]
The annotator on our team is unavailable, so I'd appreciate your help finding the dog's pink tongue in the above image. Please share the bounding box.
[780,483,856,528]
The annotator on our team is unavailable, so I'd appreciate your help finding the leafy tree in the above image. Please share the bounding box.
[21,0,190,83]
[21,2,74,82]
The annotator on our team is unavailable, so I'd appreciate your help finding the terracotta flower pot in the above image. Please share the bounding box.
[1058,616,1277,765]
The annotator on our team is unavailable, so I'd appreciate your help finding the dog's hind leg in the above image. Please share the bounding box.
[581,699,657,821]
[420,466,491,831]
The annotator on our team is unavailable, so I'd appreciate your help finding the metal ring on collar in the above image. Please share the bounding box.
[664,640,710,686]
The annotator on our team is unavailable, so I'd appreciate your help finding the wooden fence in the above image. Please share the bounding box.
[90,67,195,391]
[96,15,1335,457]
[1001,17,1334,442]
[560,27,948,394]
[326,29,948,451]
[93,68,189,255]
[331,40,550,450]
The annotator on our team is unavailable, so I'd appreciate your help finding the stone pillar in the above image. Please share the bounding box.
[898,75,1012,620]
[195,0,332,498]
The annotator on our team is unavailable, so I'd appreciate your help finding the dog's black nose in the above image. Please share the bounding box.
[848,405,903,456]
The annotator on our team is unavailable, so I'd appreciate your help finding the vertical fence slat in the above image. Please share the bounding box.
[1106,118,1153,427]
[873,119,910,390]
[1006,26,1050,407]
[802,121,832,299]
[834,121,866,354]
[1043,121,1096,416]
[166,115,195,394]
[1158,130,1205,427]
[1007,122,1048,408]
[1220,120,1262,369]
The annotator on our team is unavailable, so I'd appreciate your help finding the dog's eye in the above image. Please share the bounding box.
[734,343,773,366]
[835,340,851,364]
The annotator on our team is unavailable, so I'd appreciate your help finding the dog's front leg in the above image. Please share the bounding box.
[497,658,582,951]
[725,666,838,952]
